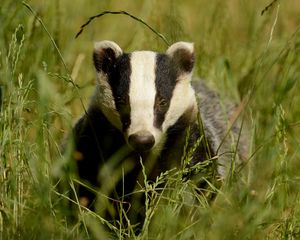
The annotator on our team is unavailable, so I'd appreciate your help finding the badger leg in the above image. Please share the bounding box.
[71,108,126,211]
[73,116,103,209]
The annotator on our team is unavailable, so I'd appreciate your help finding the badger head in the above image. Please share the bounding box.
[93,41,198,153]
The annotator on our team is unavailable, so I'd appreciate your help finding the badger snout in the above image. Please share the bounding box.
[128,130,155,152]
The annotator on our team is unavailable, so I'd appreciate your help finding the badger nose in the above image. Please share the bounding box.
[128,131,155,152]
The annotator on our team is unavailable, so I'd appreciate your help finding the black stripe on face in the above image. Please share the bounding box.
[154,54,178,130]
[108,53,131,131]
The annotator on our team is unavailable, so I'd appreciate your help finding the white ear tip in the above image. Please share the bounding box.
[166,42,194,56]
[94,40,122,56]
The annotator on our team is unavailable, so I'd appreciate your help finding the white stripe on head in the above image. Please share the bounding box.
[92,40,124,130]
[163,41,197,131]
[93,72,123,130]
[162,75,197,131]
[127,51,161,145]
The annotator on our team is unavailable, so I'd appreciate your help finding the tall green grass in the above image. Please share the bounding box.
[1,0,300,239]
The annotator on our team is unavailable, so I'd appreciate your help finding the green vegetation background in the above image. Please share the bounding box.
[0,0,300,239]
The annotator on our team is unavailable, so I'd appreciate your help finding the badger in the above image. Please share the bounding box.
[70,40,247,223]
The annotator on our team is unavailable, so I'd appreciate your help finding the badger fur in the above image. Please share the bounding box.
[71,41,247,223]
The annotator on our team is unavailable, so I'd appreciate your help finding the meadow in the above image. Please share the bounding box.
[0,0,300,239]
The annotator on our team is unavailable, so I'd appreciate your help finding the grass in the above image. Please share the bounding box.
[1,0,300,239]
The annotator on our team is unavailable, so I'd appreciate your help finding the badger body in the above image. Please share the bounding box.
[71,41,246,222]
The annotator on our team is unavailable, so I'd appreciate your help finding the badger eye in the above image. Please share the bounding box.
[157,98,168,112]
[159,98,168,107]
[123,120,130,128]
[115,96,125,105]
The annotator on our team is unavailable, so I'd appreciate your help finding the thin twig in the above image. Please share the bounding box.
[75,10,170,46]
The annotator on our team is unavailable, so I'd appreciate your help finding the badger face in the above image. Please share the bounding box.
[93,41,197,153]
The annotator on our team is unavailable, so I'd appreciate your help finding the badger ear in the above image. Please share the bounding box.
[93,41,123,73]
[166,42,195,73]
